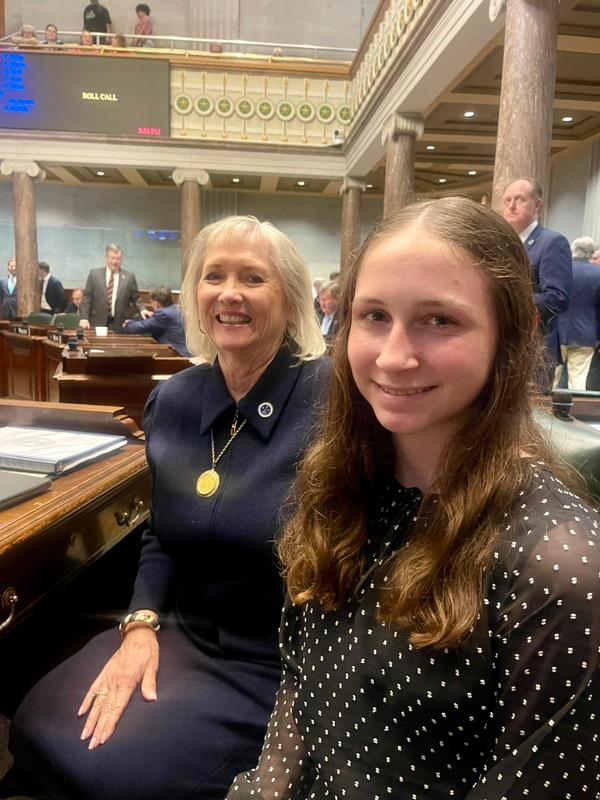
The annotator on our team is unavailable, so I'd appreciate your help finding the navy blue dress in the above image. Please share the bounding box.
[11,346,328,800]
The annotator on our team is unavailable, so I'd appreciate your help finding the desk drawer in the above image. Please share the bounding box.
[0,473,151,634]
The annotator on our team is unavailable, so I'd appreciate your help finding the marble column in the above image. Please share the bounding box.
[583,138,600,245]
[339,178,366,273]
[381,113,424,219]
[491,0,559,211]
[0,159,45,317]
[172,168,210,279]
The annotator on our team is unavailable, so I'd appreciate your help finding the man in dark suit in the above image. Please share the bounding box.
[502,178,572,387]
[79,244,149,333]
[38,262,66,314]
[0,258,17,320]
[555,237,600,390]
[65,287,83,314]
[123,286,191,357]
[502,178,572,335]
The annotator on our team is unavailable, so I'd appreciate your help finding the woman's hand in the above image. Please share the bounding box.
[78,626,159,749]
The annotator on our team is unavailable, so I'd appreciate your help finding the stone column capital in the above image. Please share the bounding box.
[172,168,210,187]
[0,159,46,181]
[381,113,424,146]
[339,177,367,196]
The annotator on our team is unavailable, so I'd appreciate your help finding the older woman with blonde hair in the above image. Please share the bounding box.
[11,216,328,800]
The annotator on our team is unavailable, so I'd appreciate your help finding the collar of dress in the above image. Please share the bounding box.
[199,343,305,440]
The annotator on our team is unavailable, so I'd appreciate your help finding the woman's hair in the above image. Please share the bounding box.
[80,30,94,44]
[181,215,326,362]
[136,3,151,14]
[111,33,127,47]
[279,196,581,650]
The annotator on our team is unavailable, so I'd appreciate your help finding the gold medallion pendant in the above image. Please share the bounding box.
[196,469,220,497]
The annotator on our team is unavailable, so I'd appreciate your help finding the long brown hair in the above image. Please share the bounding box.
[279,196,579,649]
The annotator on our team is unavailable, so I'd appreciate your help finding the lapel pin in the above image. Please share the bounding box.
[258,402,274,418]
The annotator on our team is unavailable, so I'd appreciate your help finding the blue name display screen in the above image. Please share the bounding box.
[0,52,169,136]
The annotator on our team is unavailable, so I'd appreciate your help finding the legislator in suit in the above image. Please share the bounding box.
[38,262,66,314]
[502,178,572,337]
[0,258,17,320]
[502,179,572,390]
[123,286,191,357]
[555,238,600,390]
[79,245,146,333]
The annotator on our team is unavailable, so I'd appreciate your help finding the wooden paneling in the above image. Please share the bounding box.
[4,332,46,402]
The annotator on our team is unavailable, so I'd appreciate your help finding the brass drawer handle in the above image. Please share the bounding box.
[0,588,18,632]
[115,497,144,527]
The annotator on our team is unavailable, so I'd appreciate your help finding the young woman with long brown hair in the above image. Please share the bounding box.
[228,196,600,799]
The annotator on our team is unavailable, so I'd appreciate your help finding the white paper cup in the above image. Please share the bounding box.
[95,326,108,336]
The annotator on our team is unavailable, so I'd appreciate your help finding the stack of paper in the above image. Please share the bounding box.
[0,427,127,475]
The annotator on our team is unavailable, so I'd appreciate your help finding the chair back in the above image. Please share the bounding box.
[53,312,81,328]
[26,312,53,324]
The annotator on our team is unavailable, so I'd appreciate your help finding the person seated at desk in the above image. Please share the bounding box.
[229,197,600,800]
[10,215,328,800]
[122,285,191,356]
[65,288,83,314]
[38,262,66,315]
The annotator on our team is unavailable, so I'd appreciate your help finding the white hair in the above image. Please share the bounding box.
[571,236,596,261]
[181,215,326,362]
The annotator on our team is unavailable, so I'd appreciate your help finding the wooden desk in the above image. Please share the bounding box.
[0,401,150,635]
[55,344,189,426]
[3,323,48,402]
[0,321,10,398]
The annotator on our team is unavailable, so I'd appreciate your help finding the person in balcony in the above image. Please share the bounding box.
[11,24,40,47]
[131,3,154,47]
[82,0,112,45]
[43,24,63,47]
[109,33,128,48]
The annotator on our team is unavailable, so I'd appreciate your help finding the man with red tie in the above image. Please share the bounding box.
[79,244,149,333]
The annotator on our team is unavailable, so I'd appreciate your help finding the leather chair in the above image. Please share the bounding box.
[25,312,53,325]
[535,390,600,503]
[52,312,81,328]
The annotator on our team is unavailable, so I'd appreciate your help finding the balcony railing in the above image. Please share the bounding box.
[0,30,356,62]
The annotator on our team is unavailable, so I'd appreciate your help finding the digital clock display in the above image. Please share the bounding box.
[0,52,169,136]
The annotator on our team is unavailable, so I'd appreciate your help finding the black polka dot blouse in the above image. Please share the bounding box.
[227,464,600,799]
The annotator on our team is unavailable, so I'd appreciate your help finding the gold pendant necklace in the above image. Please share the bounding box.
[196,409,247,497]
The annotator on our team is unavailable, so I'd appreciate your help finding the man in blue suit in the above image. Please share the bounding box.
[123,285,191,357]
[502,178,572,388]
[0,258,17,320]
[555,237,600,390]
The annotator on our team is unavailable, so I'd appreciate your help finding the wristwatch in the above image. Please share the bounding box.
[119,609,160,639]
